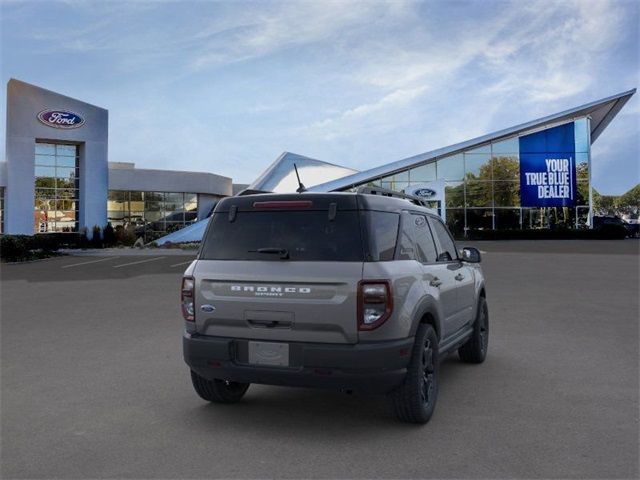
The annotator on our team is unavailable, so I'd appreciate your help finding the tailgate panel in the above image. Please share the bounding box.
[194,260,362,344]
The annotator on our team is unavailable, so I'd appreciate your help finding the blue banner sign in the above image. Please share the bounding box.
[519,122,577,207]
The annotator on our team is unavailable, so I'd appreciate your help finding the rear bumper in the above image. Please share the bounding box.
[183,333,414,393]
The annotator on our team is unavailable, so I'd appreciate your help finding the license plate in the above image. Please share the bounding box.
[248,341,289,367]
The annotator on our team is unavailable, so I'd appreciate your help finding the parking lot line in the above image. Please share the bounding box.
[112,257,165,269]
[170,260,193,267]
[62,257,119,269]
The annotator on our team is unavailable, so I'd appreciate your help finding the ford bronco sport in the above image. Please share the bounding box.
[182,188,488,423]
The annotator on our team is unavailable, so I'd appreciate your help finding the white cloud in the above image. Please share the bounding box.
[190,1,413,70]
[306,85,429,140]
[302,0,630,148]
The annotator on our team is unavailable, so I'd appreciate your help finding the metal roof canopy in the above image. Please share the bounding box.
[309,89,636,192]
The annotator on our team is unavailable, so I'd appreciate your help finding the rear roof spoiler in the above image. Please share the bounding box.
[235,188,273,196]
[356,186,430,208]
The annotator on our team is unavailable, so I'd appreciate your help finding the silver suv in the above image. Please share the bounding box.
[182,189,488,423]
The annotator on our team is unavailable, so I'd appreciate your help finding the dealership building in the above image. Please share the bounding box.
[0,78,635,241]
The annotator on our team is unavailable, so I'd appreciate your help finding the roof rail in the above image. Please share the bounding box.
[356,186,430,208]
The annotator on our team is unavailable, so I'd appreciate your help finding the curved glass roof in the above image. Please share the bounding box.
[248,152,358,193]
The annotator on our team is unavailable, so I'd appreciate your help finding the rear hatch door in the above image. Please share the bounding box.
[194,195,364,344]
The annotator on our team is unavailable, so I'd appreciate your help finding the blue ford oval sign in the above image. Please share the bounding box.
[413,188,437,199]
[37,109,85,129]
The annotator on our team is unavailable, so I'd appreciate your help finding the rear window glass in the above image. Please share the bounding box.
[200,211,364,261]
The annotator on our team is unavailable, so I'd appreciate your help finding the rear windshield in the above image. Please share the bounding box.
[200,209,402,262]
[200,211,365,261]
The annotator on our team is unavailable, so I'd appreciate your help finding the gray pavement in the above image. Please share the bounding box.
[1,240,638,479]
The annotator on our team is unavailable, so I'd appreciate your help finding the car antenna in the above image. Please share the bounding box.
[293,163,307,193]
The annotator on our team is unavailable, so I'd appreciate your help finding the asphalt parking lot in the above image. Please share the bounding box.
[1,241,638,479]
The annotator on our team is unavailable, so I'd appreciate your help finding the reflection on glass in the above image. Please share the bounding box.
[0,187,4,234]
[410,162,436,183]
[56,145,77,157]
[491,156,519,181]
[35,154,56,166]
[342,118,593,235]
[577,207,589,228]
[35,166,56,177]
[491,137,519,155]
[466,209,493,230]
[467,144,491,155]
[494,209,520,230]
[576,182,589,205]
[465,180,493,207]
[395,171,409,182]
[56,156,76,168]
[464,153,492,179]
[35,144,56,155]
[576,152,588,180]
[445,182,464,208]
[493,182,520,207]
[436,154,463,181]
[381,180,408,192]
[34,143,79,232]
[522,207,575,229]
[106,190,201,241]
[108,210,126,220]
[574,118,589,153]
[446,209,465,237]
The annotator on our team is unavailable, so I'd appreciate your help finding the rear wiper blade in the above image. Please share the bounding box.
[248,247,290,259]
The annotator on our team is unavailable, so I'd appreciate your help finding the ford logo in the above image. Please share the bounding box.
[413,188,437,198]
[37,109,85,129]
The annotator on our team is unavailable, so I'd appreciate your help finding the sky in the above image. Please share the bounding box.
[1,0,638,195]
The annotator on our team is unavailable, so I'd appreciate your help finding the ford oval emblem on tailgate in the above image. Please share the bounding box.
[200,304,215,312]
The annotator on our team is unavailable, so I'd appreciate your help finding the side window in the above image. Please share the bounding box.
[429,217,458,262]
[411,214,438,263]
[397,220,416,260]
[365,211,399,261]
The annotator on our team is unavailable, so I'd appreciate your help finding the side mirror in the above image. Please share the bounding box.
[461,247,481,263]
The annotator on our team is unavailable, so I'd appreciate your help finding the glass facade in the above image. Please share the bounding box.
[355,118,590,236]
[0,187,4,233]
[107,190,198,241]
[34,142,79,233]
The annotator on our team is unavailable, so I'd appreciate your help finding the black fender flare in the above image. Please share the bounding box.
[409,295,444,341]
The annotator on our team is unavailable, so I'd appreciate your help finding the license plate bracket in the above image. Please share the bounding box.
[248,341,290,367]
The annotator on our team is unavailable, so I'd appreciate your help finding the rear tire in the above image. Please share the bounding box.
[458,296,489,364]
[389,324,439,424]
[190,370,250,403]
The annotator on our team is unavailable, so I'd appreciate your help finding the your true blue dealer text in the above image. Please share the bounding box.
[524,158,571,198]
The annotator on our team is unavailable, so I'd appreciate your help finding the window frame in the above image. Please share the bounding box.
[427,216,460,263]
[406,212,439,264]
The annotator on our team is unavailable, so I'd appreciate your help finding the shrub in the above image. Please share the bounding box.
[0,235,34,262]
[103,223,116,247]
[91,225,103,248]
[114,225,136,246]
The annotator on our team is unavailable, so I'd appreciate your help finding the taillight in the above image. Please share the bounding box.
[181,276,195,322]
[358,280,393,330]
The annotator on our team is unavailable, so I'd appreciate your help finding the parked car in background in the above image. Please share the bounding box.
[593,216,638,237]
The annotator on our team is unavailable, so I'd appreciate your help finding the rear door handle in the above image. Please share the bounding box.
[429,277,442,287]
[455,273,465,281]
